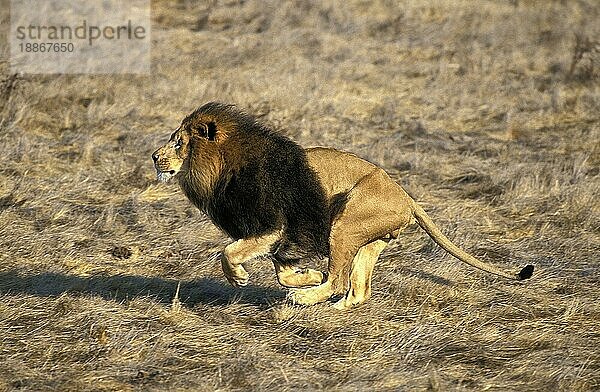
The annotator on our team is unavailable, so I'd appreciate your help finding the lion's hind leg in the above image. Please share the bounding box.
[289,168,412,307]
[274,262,326,288]
[333,239,388,310]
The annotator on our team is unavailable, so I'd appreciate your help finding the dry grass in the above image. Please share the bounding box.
[1,0,599,390]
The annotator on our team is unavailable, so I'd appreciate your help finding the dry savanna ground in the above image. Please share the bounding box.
[1,0,599,391]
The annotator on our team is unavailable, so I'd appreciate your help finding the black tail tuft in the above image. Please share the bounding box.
[518,265,534,280]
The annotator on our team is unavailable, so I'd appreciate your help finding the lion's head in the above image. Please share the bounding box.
[152,127,191,183]
[152,102,251,209]
[152,104,229,183]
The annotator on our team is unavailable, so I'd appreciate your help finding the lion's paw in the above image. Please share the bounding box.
[332,298,352,311]
[223,264,249,288]
[332,295,366,311]
[287,283,334,306]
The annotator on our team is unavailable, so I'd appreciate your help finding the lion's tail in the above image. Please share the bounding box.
[411,203,534,280]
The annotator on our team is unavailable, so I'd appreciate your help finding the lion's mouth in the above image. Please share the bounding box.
[156,169,177,183]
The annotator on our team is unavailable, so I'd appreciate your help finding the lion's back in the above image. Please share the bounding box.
[306,147,379,199]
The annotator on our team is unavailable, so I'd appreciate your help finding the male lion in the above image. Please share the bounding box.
[152,103,534,310]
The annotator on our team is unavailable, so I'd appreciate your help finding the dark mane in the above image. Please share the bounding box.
[180,102,331,261]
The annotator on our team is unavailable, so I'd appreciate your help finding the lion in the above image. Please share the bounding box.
[152,102,534,310]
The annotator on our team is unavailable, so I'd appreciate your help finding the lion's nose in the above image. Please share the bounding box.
[152,152,159,163]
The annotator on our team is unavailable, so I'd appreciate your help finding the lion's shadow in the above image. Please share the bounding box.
[0,270,286,308]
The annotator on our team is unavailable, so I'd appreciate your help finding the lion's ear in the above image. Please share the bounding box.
[206,122,217,141]
[194,122,218,142]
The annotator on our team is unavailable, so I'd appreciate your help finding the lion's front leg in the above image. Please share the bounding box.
[221,231,282,287]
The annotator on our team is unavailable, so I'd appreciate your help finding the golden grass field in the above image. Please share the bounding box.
[1,0,599,390]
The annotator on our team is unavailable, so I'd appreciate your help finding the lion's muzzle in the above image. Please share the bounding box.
[156,170,175,182]
[152,149,176,182]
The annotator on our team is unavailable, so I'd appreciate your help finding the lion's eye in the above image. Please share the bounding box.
[174,139,182,149]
